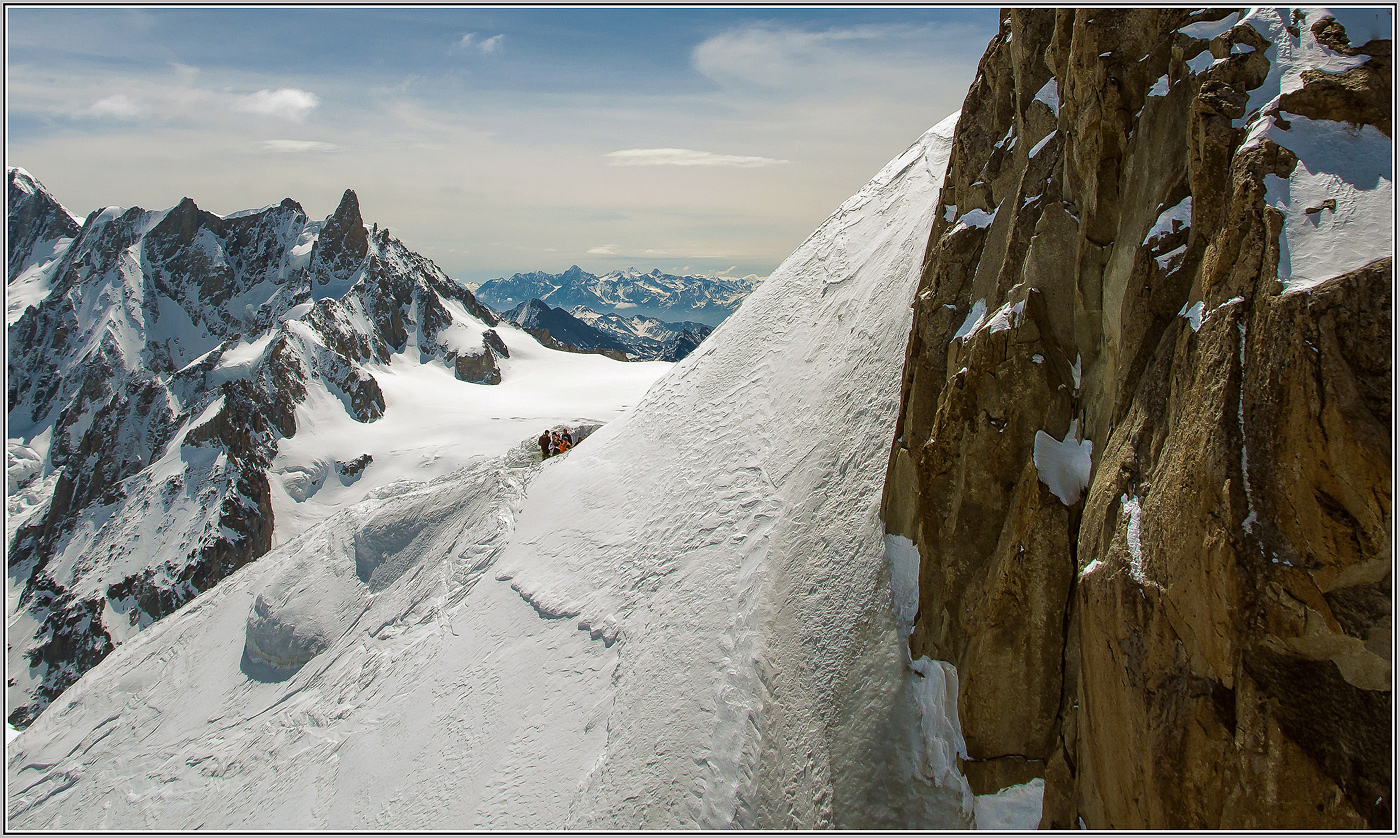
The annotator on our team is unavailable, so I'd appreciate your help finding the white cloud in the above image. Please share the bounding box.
[587,245,618,255]
[456,32,504,54]
[692,22,990,95]
[604,148,789,168]
[694,25,881,90]
[87,94,144,119]
[234,88,319,121]
[261,139,342,154]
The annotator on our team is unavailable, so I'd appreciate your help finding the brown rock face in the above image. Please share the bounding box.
[309,189,370,284]
[881,9,1390,829]
[454,348,501,385]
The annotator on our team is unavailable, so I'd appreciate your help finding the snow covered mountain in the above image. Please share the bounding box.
[504,298,632,359]
[6,181,669,729]
[475,265,761,326]
[568,305,711,362]
[6,115,978,829]
[7,169,81,323]
[504,297,711,362]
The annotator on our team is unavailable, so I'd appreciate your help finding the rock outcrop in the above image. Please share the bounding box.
[881,8,1390,829]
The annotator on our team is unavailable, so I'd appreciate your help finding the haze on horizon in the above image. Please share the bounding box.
[5,6,996,284]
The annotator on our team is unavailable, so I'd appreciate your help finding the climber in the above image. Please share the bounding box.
[558,433,571,454]
[538,429,552,460]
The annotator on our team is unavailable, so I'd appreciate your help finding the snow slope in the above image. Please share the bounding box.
[267,327,670,545]
[6,114,962,829]
[1235,7,1394,292]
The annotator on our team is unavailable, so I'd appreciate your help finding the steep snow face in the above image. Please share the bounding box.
[6,114,960,829]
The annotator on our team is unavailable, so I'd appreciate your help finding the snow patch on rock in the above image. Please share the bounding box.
[1033,419,1092,506]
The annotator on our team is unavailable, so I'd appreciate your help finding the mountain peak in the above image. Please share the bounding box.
[310,188,369,283]
[331,189,362,227]
[8,167,83,284]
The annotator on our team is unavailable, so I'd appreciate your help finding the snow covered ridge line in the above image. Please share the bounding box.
[6,168,82,323]
[503,296,712,361]
[7,113,960,829]
[5,176,670,730]
[474,264,763,327]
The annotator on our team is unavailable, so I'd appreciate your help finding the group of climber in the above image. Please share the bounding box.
[538,427,575,459]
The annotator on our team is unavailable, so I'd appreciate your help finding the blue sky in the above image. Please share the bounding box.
[7,6,998,283]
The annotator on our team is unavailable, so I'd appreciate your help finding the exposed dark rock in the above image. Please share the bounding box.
[309,189,369,285]
[881,9,1391,830]
[455,348,502,385]
[482,328,509,358]
[336,454,373,479]
[7,168,80,282]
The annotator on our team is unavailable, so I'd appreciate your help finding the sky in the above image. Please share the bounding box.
[6,6,998,284]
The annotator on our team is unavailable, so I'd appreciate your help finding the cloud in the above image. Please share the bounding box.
[694,25,880,90]
[587,245,618,255]
[261,139,342,153]
[692,22,991,95]
[456,32,504,54]
[604,148,789,168]
[87,93,145,119]
[233,87,319,121]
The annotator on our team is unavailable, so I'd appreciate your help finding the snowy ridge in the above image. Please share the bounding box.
[567,305,712,361]
[6,168,82,324]
[475,265,762,327]
[7,113,962,829]
[6,182,669,728]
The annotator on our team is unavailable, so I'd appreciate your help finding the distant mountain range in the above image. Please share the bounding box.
[505,298,711,362]
[475,265,761,327]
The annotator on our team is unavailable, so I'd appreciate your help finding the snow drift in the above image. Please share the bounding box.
[7,114,963,829]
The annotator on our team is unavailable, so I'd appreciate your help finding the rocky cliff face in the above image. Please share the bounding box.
[7,185,506,727]
[7,169,82,324]
[881,8,1390,829]
[7,169,80,284]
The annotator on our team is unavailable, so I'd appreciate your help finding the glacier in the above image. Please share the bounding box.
[7,114,972,829]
